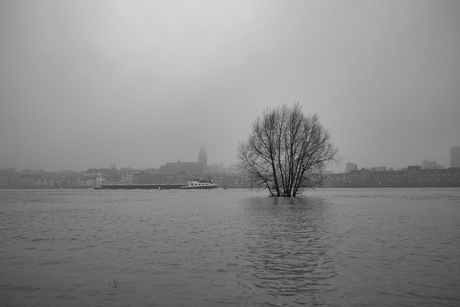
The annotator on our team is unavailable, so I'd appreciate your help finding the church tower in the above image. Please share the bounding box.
[199,146,207,166]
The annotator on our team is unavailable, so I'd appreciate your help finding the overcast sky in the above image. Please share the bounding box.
[1,0,459,172]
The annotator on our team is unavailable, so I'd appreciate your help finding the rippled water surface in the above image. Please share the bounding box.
[1,188,459,306]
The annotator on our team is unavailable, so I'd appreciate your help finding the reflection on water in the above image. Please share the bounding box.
[239,197,336,305]
[1,188,459,307]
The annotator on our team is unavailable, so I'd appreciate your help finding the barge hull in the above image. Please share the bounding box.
[97,184,185,190]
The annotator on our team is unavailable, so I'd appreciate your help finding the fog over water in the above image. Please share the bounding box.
[1,0,460,171]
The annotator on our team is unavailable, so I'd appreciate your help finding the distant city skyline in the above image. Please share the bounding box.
[1,144,458,174]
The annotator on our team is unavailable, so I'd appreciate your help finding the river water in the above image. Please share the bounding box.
[1,188,459,307]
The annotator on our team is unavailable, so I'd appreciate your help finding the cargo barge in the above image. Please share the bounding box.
[94,184,185,190]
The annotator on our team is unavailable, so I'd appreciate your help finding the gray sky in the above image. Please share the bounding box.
[1,0,459,172]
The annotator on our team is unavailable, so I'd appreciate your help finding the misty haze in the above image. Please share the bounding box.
[1,0,459,173]
[1,1,459,307]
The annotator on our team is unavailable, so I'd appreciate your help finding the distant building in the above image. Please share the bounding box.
[84,168,102,177]
[346,162,357,173]
[421,160,437,169]
[323,165,460,187]
[74,177,97,186]
[451,146,460,167]
[158,147,208,176]
[199,145,207,166]
[120,173,135,184]
[19,174,41,186]
[84,167,112,177]
[373,167,386,172]
[96,176,105,186]
[407,165,422,182]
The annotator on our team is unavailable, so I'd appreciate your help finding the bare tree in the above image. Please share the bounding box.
[238,103,339,197]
